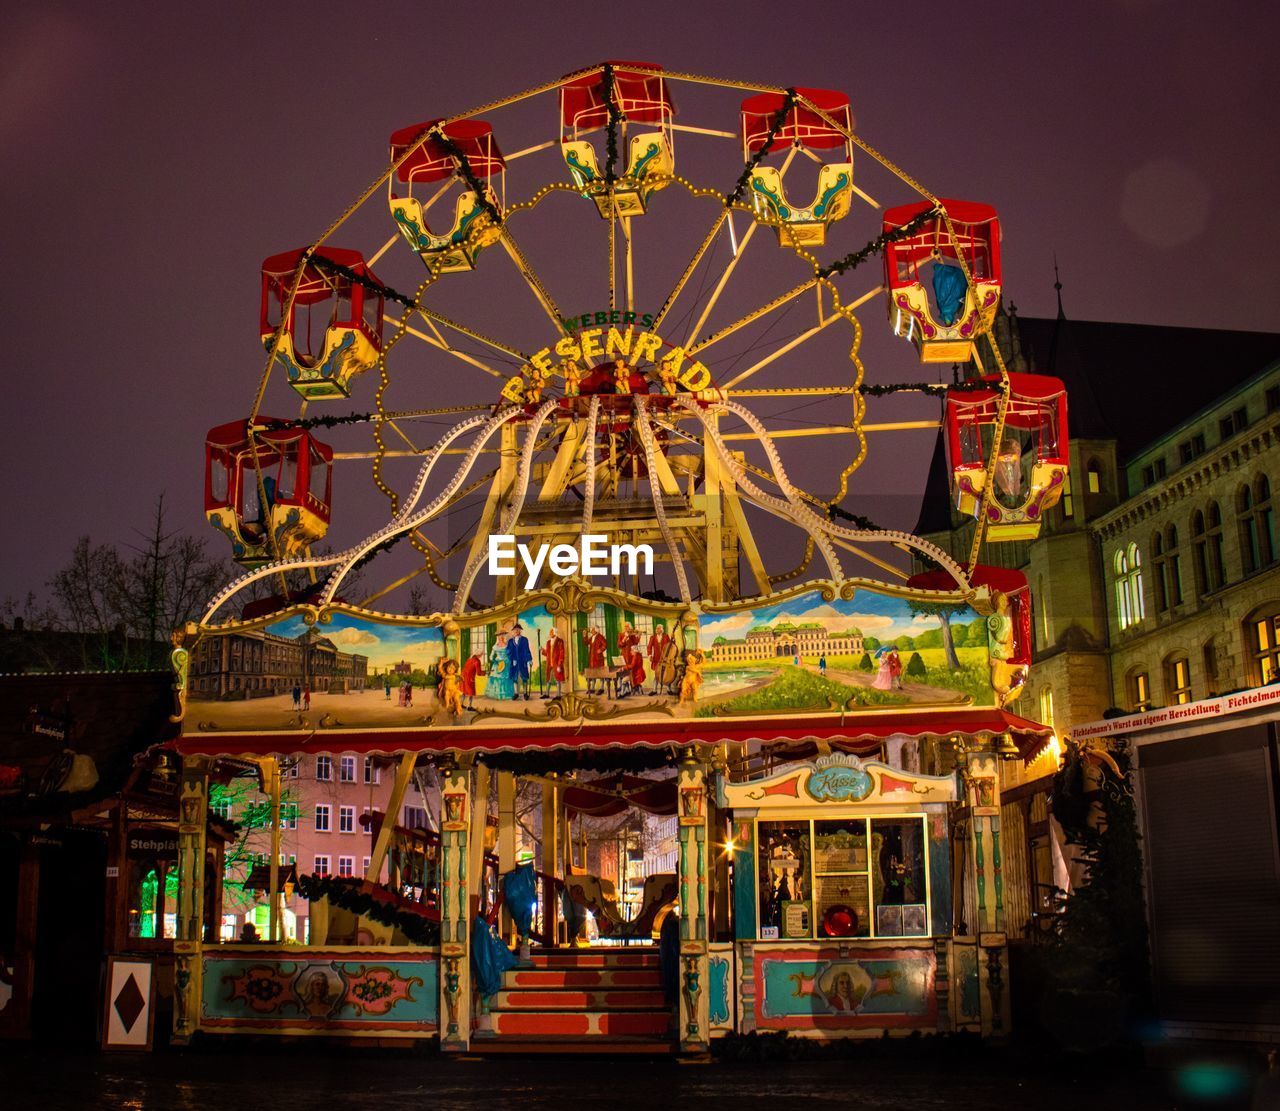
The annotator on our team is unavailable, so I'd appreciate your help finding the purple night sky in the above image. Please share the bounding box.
[2,1,1277,606]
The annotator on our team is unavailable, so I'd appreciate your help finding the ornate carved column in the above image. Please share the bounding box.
[677,754,710,1053]
[173,754,211,1042]
[960,742,1009,1036]
[438,759,473,1051]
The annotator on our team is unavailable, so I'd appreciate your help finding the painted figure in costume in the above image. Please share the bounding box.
[872,647,902,691]
[506,623,534,700]
[618,622,646,693]
[460,649,485,711]
[542,626,566,698]
[613,358,631,394]
[987,590,1029,706]
[488,634,514,700]
[680,648,704,703]
[994,435,1023,504]
[562,361,582,397]
[647,623,672,694]
[438,659,463,716]
[581,626,608,693]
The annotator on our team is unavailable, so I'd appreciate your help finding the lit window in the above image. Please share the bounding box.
[1132,672,1151,712]
[315,756,332,782]
[1039,686,1055,732]
[1166,658,1192,704]
[315,804,330,833]
[1114,543,1144,630]
[1248,607,1280,684]
[339,806,355,834]
[1086,460,1102,494]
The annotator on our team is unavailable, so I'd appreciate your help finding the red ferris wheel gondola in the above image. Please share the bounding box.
[559,62,675,218]
[389,119,506,274]
[738,88,855,246]
[260,247,384,401]
[205,420,334,567]
[883,200,1001,364]
[946,373,1069,542]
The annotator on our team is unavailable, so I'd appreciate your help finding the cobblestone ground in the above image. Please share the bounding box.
[6,1042,1275,1110]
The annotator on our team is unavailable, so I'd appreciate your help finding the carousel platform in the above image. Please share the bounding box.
[479,948,674,1051]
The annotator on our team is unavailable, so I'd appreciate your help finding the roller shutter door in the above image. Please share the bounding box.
[1139,725,1280,1028]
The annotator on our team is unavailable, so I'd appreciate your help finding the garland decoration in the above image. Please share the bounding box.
[295,872,440,945]
[602,63,621,185]
[725,88,797,208]
[432,126,503,226]
[311,255,416,309]
[816,205,940,280]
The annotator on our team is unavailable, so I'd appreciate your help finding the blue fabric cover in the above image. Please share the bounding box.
[502,862,537,937]
[659,909,681,1004]
[471,915,518,999]
[931,262,968,326]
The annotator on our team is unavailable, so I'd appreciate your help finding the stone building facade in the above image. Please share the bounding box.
[915,293,1279,734]
[190,627,368,698]
[1093,368,1280,711]
[710,625,864,663]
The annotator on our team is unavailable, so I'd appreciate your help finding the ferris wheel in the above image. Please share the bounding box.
[201,62,1070,626]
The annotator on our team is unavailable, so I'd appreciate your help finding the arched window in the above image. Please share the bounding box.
[1202,637,1219,697]
[1242,476,1275,574]
[1129,669,1152,712]
[1037,575,1052,649]
[1039,685,1055,732]
[1192,509,1208,596]
[1165,524,1183,607]
[1086,458,1103,495]
[1245,603,1280,684]
[1152,532,1167,613]
[1239,484,1260,575]
[1114,549,1131,629]
[1154,526,1183,613]
[1165,656,1192,704]
[1114,542,1144,630]
[1207,501,1226,589]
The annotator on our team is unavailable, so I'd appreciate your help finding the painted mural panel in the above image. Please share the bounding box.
[697,589,994,717]
[753,946,936,1032]
[181,581,1002,734]
[201,952,438,1034]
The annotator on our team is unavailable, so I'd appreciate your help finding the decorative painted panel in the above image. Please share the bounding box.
[201,950,438,1035]
[708,944,734,1031]
[752,945,936,1032]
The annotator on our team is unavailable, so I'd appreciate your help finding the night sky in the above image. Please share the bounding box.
[3,1,1277,607]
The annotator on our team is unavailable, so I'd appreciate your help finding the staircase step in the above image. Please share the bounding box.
[491,988,667,1011]
[527,948,659,969]
[470,1035,676,1055]
[489,1009,673,1038]
[505,968,662,989]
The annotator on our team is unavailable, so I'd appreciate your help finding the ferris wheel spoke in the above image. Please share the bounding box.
[651,210,728,334]
[385,312,508,380]
[498,232,566,333]
[414,306,529,362]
